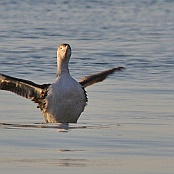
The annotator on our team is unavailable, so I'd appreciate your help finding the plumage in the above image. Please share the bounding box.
[0,74,50,103]
[0,43,125,123]
[79,67,125,88]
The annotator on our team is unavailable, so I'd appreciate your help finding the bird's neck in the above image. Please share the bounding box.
[57,57,69,76]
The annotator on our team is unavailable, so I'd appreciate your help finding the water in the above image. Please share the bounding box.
[0,0,174,173]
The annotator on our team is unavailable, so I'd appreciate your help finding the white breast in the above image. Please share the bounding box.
[43,73,86,123]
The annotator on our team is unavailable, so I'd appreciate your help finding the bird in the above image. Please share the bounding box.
[0,43,125,123]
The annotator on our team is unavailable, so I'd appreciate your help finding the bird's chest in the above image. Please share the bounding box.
[47,77,84,106]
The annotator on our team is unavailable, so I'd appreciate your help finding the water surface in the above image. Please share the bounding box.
[0,0,174,173]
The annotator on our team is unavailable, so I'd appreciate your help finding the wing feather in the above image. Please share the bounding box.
[79,67,125,88]
[0,74,50,103]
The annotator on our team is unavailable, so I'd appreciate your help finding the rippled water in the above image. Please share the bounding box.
[0,0,174,173]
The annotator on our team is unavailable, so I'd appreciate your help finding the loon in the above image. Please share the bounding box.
[0,43,124,123]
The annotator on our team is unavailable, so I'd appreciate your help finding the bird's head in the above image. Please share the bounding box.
[57,43,71,61]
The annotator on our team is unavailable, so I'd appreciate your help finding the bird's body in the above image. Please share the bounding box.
[43,73,87,123]
[0,43,124,123]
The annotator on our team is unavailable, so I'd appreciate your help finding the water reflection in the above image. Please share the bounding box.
[1,158,87,167]
[0,122,120,131]
[52,158,87,167]
[0,122,69,132]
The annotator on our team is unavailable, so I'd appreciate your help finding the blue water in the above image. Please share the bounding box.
[0,0,174,173]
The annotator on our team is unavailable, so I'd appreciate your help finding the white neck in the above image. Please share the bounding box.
[57,57,69,76]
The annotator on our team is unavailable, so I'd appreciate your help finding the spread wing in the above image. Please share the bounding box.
[79,67,125,88]
[0,74,50,103]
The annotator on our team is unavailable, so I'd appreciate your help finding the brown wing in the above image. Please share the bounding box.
[79,67,125,88]
[0,74,50,103]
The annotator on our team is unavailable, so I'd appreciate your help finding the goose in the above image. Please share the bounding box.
[0,43,124,123]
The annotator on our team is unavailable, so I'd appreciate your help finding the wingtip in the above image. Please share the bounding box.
[114,66,125,71]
